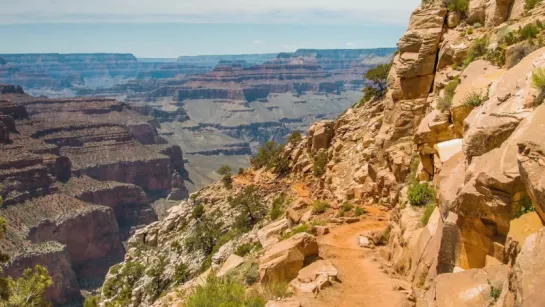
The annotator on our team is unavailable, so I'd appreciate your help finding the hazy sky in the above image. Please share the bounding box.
[0,0,420,57]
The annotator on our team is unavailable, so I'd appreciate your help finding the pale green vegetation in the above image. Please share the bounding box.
[313,151,328,177]
[312,200,330,214]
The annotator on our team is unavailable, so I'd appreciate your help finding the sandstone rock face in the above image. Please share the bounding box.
[257,218,290,248]
[467,0,487,24]
[433,265,507,307]
[307,120,335,153]
[451,60,504,136]
[516,104,545,221]
[392,6,446,101]
[485,0,514,27]
[506,212,544,259]
[3,242,83,306]
[464,48,545,161]
[506,227,545,307]
[216,254,245,277]
[259,233,319,283]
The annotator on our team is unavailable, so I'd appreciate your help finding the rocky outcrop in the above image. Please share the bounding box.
[258,233,319,283]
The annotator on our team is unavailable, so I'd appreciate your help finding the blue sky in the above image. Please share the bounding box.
[0,0,420,58]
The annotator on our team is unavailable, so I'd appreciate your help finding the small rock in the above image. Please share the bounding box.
[313,226,329,236]
[358,235,373,248]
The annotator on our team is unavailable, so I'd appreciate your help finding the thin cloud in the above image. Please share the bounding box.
[346,42,354,46]
[1,0,420,25]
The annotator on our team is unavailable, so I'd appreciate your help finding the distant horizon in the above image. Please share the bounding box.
[0,47,398,60]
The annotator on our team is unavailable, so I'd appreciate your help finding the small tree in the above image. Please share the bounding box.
[217,165,233,189]
[0,196,53,306]
[313,151,328,177]
[229,185,266,231]
[361,62,393,102]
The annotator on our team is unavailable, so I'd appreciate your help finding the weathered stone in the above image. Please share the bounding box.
[259,233,319,283]
[258,219,290,248]
[485,0,514,27]
[216,254,245,277]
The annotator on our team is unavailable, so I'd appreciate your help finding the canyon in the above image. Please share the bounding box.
[85,1,545,307]
[1,48,395,191]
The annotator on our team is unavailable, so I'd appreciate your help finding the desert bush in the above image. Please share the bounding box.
[421,203,436,226]
[463,91,486,107]
[251,141,290,175]
[173,262,190,285]
[312,200,330,214]
[473,22,482,28]
[445,0,469,13]
[145,256,170,300]
[525,0,541,11]
[519,23,539,40]
[185,275,265,307]
[437,78,460,111]
[287,131,302,143]
[84,295,99,307]
[518,197,536,217]
[313,150,328,177]
[489,280,502,302]
[342,202,354,212]
[531,67,545,92]
[238,168,244,175]
[282,224,312,239]
[263,280,290,300]
[230,185,266,231]
[235,242,261,257]
[184,215,223,255]
[408,181,436,207]
[217,165,233,189]
[355,207,366,217]
[464,37,488,67]
[270,193,287,221]
[102,261,145,305]
[486,47,507,67]
[191,204,205,219]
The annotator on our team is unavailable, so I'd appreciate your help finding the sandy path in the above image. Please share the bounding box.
[298,220,409,307]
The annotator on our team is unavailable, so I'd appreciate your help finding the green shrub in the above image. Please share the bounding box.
[174,262,190,285]
[408,181,436,207]
[473,22,482,28]
[519,23,539,40]
[463,92,486,107]
[102,261,145,305]
[531,67,545,91]
[489,280,502,302]
[438,78,460,112]
[313,151,328,177]
[446,0,469,13]
[379,227,391,245]
[184,215,223,255]
[355,207,365,217]
[238,168,245,175]
[263,280,290,300]
[217,165,233,189]
[283,224,312,239]
[288,131,302,143]
[525,0,541,11]
[251,141,290,175]
[342,202,354,212]
[230,185,266,232]
[185,275,265,307]
[486,47,506,67]
[235,242,261,257]
[84,295,99,307]
[270,193,287,220]
[421,203,436,226]
[145,256,170,300]
[406,155,421,184]
[192,204,205,219]
[312,200,329,214]
[518,197,536,217]
[464,37,488,67]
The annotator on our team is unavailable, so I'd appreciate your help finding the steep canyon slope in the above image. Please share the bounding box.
[92,1,545,307]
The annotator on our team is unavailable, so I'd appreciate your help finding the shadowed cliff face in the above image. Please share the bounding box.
[0,87,188,305]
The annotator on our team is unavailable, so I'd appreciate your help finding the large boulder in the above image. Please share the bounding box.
[257,219,290,248]
[391,6,446,101]
[307,120,335,153]
[517,104,545,221]
[433,264,507,307]
[451,60,504,136]
[467,0,487,25]
[258,233,319,283]
[506,227,545,307]
[485,0,514,27]
[505,212,544,260]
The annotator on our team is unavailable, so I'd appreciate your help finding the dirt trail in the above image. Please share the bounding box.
[298,220,409,307]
